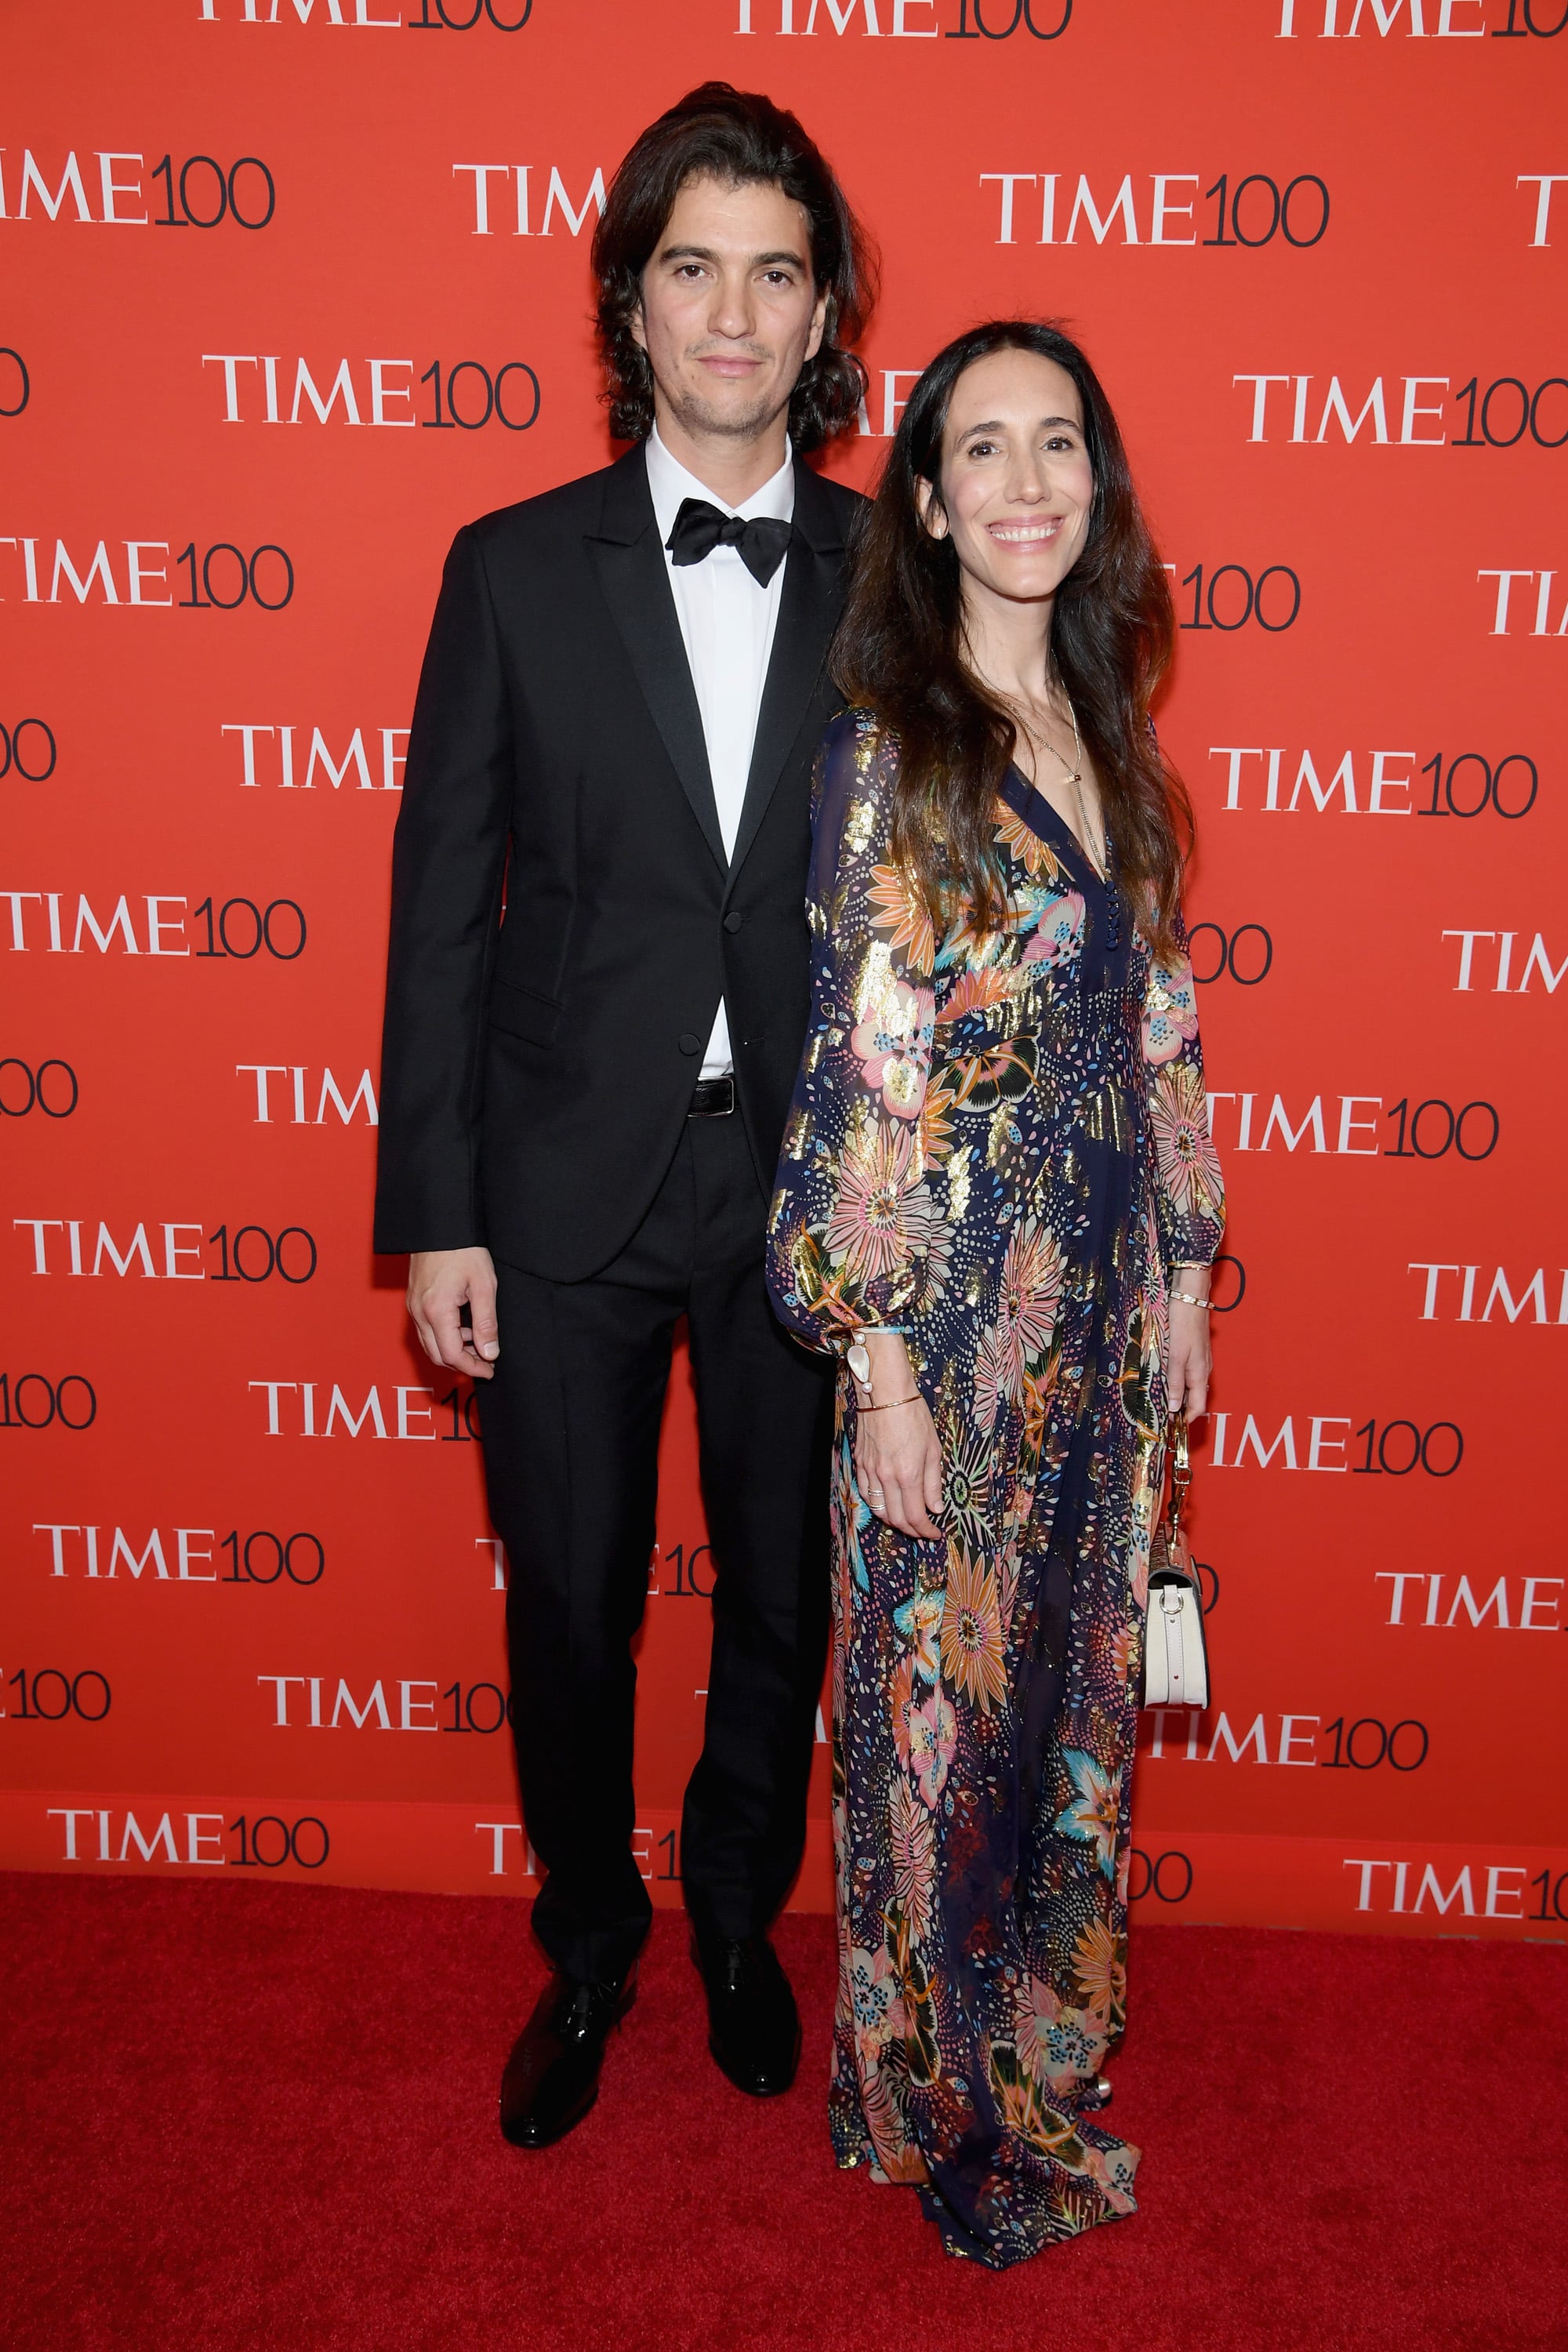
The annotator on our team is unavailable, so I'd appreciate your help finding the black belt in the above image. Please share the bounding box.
[688,1075,735,1118]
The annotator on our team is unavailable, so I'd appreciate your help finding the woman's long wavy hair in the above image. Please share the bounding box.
[590,82,875,452]
[833,320,1191,957]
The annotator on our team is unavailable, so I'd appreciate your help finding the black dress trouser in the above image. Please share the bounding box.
[478,1110,833,1986]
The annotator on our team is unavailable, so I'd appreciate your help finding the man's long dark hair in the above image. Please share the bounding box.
[590,82,874,450]
[833,320,1191,957]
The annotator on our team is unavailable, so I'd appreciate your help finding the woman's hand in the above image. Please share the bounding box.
[852,1334,944,1541]
[1166,1267,1212,1420]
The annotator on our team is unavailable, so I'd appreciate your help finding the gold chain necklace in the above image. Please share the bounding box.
[1022,690,1105,880]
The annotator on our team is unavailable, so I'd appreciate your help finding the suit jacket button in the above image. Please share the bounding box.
[724,911,743,934]
[678,1032,701,1055]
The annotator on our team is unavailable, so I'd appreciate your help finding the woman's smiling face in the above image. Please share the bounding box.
[918,347,1095,612]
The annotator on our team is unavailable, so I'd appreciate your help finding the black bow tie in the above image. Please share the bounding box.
[666,497,792,588]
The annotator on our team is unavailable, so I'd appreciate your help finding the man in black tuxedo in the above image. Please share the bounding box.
[374,85,871,2147]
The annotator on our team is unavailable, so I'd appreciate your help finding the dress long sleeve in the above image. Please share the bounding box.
[1138,922,1225,1268]
[767,710,938,1356]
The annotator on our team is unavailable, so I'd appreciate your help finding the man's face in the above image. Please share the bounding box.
[632,172,828,445]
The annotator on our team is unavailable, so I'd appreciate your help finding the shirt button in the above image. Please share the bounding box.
[724,911,743,935]
[677,1032,702,1056]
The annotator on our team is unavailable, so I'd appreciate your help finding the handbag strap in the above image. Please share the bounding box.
[1166,1410,1191,1548]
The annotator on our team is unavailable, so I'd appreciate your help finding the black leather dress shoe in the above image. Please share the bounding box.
[499,1968,635,2149]
[692,1934,801,2097]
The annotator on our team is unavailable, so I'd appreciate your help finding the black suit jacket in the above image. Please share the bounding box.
[373,444,865,1282]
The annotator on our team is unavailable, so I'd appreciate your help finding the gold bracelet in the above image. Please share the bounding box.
[1169,1289,1212,1309]
[856,1392,922,1414]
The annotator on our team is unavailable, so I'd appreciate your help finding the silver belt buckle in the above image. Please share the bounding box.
[688,1075,736,1118]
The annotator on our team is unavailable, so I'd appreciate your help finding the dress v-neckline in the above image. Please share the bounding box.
[1001,763,1109,891]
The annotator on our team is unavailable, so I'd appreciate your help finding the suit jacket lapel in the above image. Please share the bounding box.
[727,459,851,884]
[585,448,726,872]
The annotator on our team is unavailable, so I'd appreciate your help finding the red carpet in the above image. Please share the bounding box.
[2,1874,1563,2351]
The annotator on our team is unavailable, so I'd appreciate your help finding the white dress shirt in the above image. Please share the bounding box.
[644,425,794,1079]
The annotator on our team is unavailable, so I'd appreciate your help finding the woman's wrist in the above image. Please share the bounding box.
[848,1329,915,1403]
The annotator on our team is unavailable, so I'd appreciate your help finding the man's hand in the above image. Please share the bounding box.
[407,1247,500,1381]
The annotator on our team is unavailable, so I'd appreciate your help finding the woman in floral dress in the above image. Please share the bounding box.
[766,322,1225,2267]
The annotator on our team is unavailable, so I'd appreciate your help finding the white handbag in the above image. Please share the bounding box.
[1141,1414,1210,1711]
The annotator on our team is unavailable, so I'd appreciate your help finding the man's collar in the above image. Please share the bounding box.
[588,437,848,556]
[644,423,795,541]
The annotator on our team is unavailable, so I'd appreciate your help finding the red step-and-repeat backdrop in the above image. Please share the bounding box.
[5,0,1564,1943]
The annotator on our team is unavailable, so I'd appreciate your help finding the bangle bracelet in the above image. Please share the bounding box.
[1169,1289,1211,1309]
[857,1392,922,1414]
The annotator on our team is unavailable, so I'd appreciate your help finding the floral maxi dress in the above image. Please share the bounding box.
[765,710,1225,2267]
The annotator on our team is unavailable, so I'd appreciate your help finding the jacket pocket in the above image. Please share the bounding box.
[487,974,564,1049]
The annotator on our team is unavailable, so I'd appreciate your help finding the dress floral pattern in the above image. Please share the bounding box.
[766,710,1224,2267]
